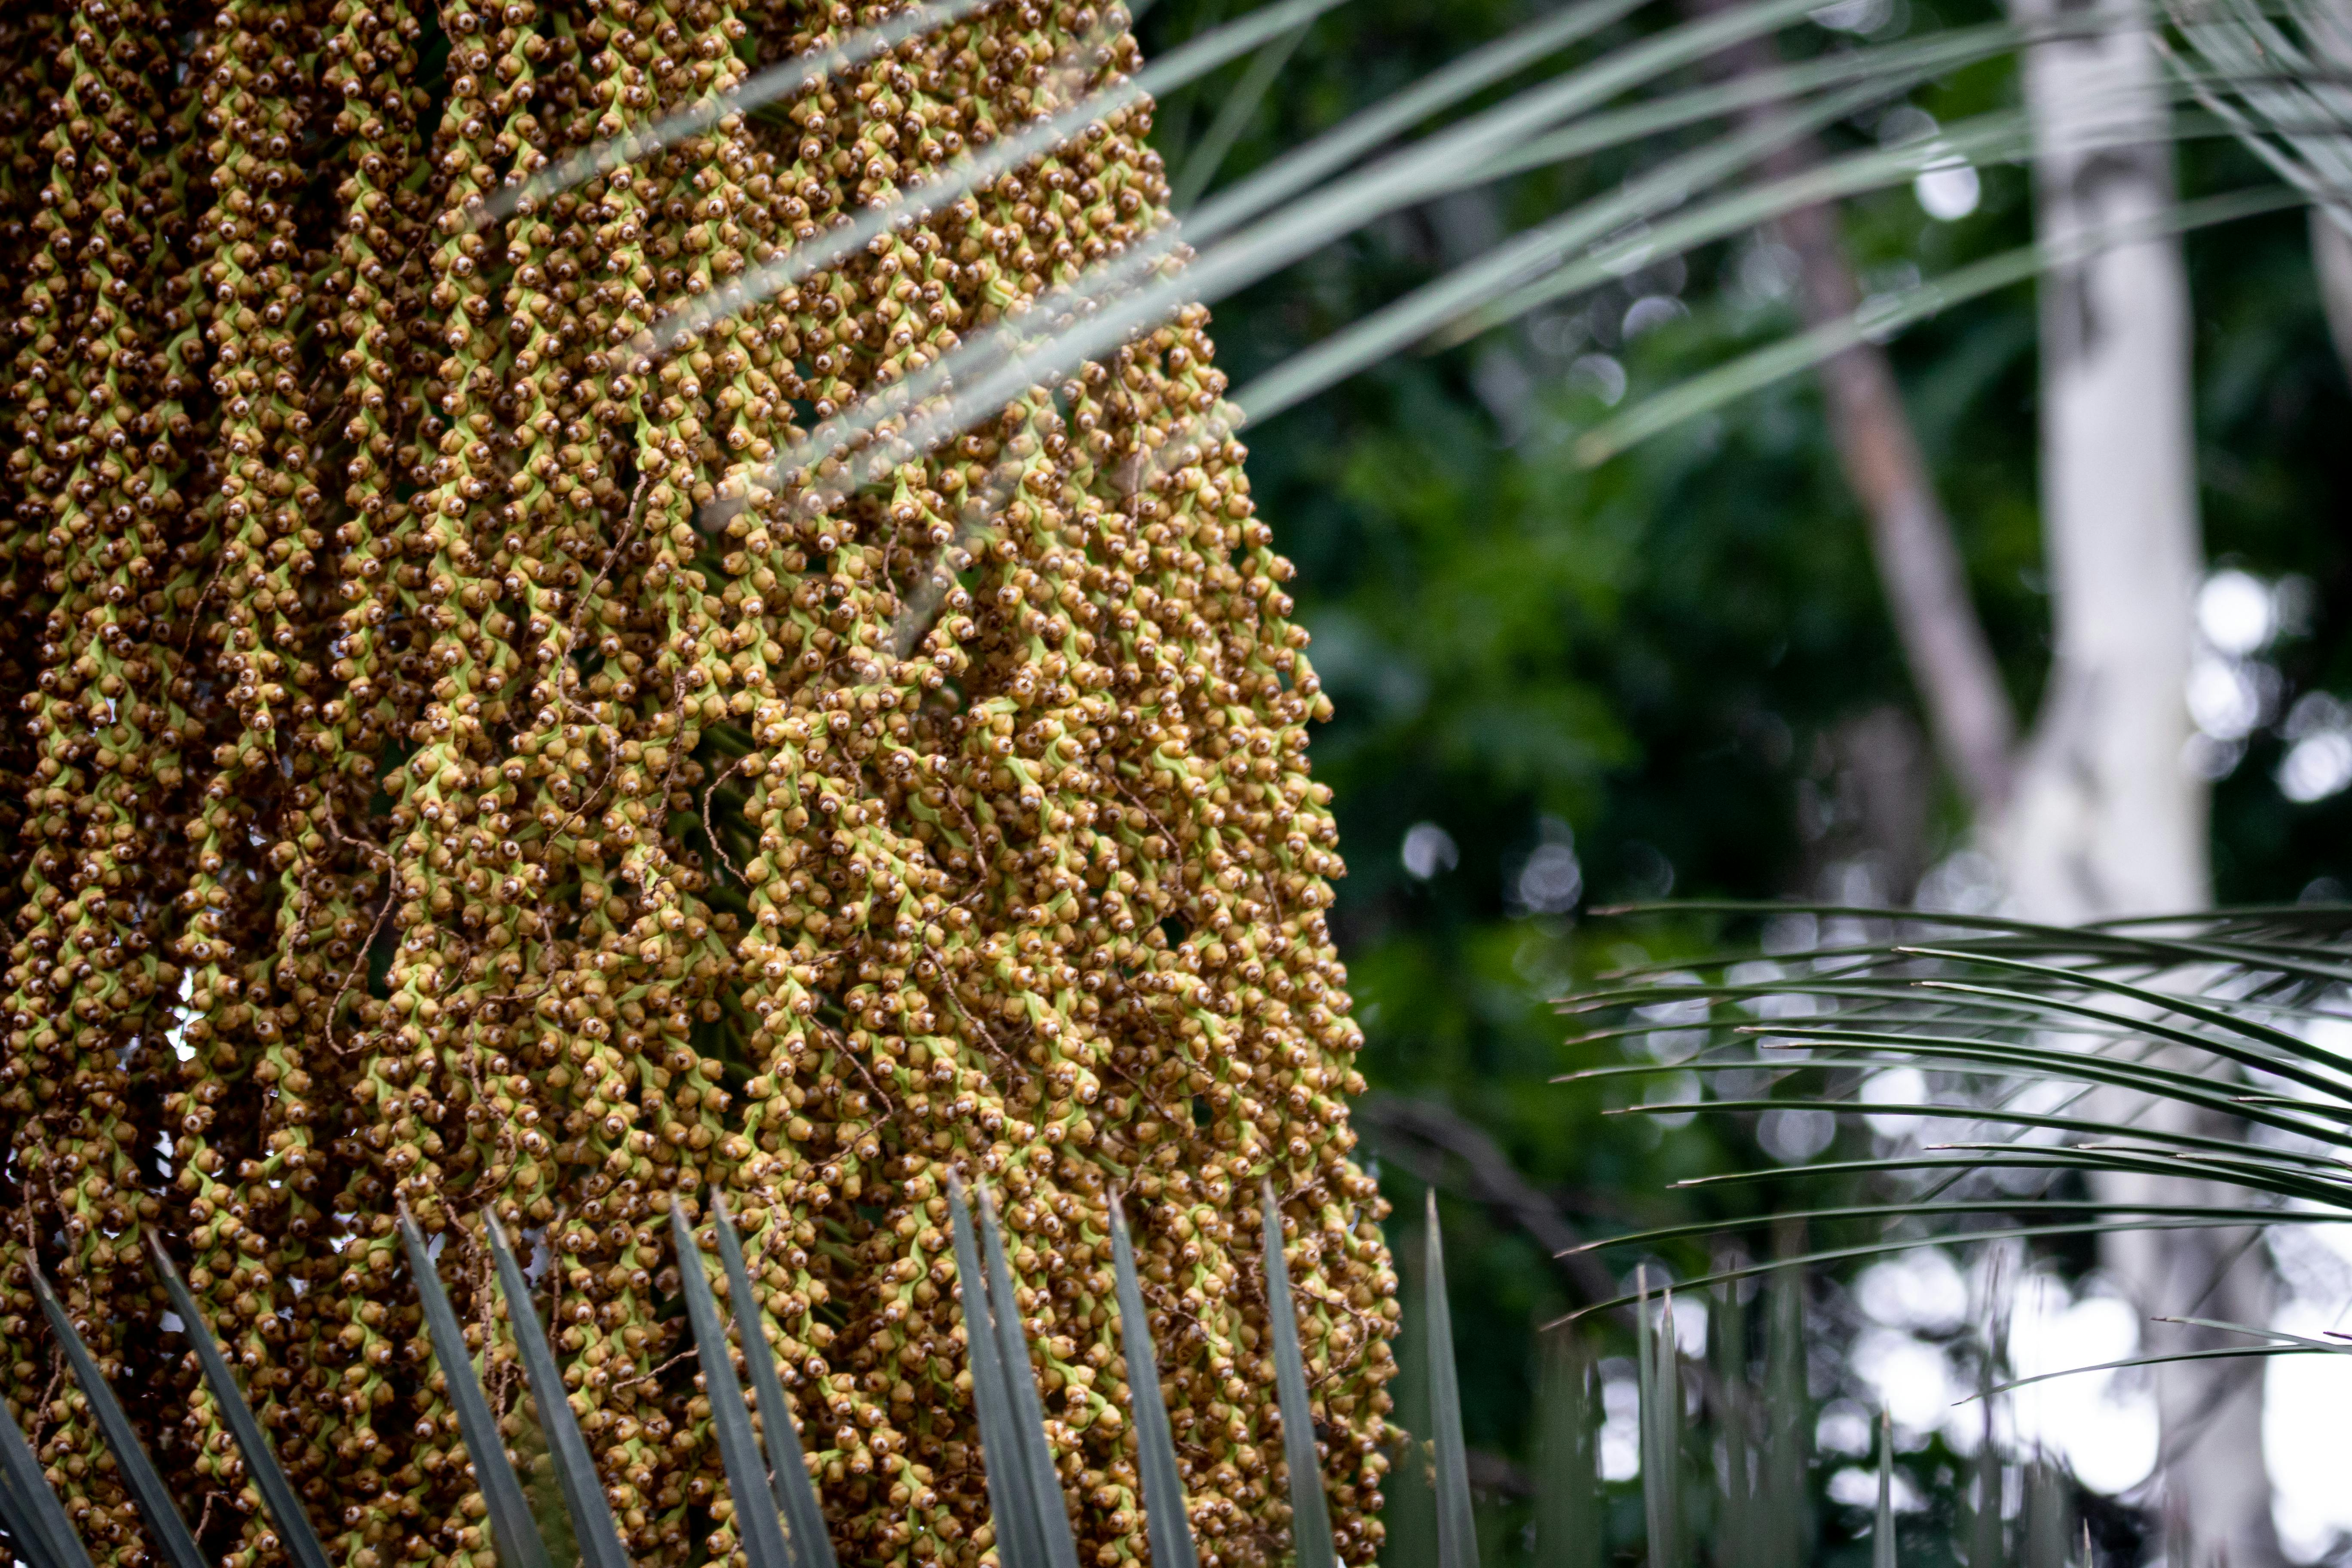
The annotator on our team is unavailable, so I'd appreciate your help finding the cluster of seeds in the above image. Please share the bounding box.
[0,1,1400,1566]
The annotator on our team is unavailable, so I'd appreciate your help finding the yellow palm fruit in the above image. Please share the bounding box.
[0,3,1401,1567]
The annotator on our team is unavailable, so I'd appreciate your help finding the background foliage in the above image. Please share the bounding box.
[1137,0,2352,1555]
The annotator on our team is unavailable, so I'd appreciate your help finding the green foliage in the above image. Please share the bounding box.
[1425,1197,1484,1568]
[29,1275,202,1568]
[710,1197,839,1568]
[0,1179,2101,1568]
[1637,1281,1685,1568]
[945,1181,1083,1568]
[1134,0,2352,1551]
[0,1190,1360,1568]
[1261,1182,1341,1568]
[400,1214,558,1568]
[1534,1336,1605,1568]
[1110,1199,1201,1568]
[145,1238,335,1568]
[0,1392,88,1568]
[670,1202,797,1568]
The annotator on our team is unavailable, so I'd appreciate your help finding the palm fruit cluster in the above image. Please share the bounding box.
[0,1,1401,1567]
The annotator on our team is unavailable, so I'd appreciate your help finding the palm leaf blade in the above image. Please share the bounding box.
[484,1216,633,1568]
[1639,1285,1683,1568]
[946,1178,1045,1568]
[666,1199,796,1568]
[1422,1193,1478,1568]
[710,1192,838,1568]
[397,1211,555,1568]
[144,1236,334,1568]
[1260,1181,1336,1568]
[29,1270,203,1568]
[975,1185,1084,1568]
[1570,186,2299,465]
[1533,1333,1601,1568]
[1109,1196,1200,1568]
[1873,1413,1895,1568]
[0,1396,87,1568]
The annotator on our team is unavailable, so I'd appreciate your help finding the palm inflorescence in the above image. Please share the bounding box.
[0,0,1400,1565]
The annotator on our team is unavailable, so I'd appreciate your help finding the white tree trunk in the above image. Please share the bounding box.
[1997,0,2281,1560]
[1998,0,2205,922]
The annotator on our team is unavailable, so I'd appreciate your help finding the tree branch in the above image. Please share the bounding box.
[1351,1093,1630,1314]
[1689,2,2021,815]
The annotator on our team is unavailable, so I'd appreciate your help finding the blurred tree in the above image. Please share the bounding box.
[1996,0,2269,1550]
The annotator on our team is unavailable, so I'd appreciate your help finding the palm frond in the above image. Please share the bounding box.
[29,1270,204,1568]
[144,1237,334,1568]
[397,1211,556,1568]
[709,1193,839,1568]
[710,0,1852,502]
[1421,1191,1479,1568]
[1568,184,2302,463]
[943,1176,1093,1568]
[776,75,2254,512]
[1533,1333,1602,1568]
[1712,1283,1757,1568]
[1568,1200,2328,1259]
[1559,1218,2271,1326]
[0,1391,87,1568]
[1636,1274,1683,1568]
[1762,1266,1810,1568]
[668,1198,797,1568]
[1234,68,2024,423]
[1260,1180,1336,1568]
[1969,1350,2002,1568]
[2166,0,2352,230]
[1109,1195,1200,1568]
[1431,93,2234,346]
[946,1178,1043,1568]
[650,0,1351,359]
[974,1184,1085,1568]
[1187,0,1654,235]
[483,1216,634,1568]
[1477,22,2030,186]
[2024,1465,2070,1568]
[1872,1413,1895,1568]
[1557,908,2352,1365]
[1171,16,1314,209]
[488,0,1002,220]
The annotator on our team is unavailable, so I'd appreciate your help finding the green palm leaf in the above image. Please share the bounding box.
[1762,1266,1811,1568]
[1533,1332,1602,1568]
[1635,1273,1683,1568]
[668,1199,796,1568]
[649,0,1354,360]
[945,1177,1031,1566]
[483,1215,634,1568]
[488,0,1001,221]
[1260,1180,1336,1568]
[0,1376,87,1568]
[709,1192,839,1568]
[144,1236,334,1568]
[29,1269,204,1568]
[1109,1195,1200,1568]
[1557,908,2352,1407]
[1873,1412,1897,1568]
[1568,185,2303,464]
[712,0,1866,498]
[1421,1192,1478,1568]
[397,1210,556,1568]
[974,1184,1085,1568]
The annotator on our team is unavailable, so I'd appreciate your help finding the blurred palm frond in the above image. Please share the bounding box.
[1555,908,2352,1339]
